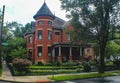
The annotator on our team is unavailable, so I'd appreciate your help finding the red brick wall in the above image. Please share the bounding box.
[34,16,54,64]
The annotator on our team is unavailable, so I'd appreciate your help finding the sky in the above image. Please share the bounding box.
[0,0,68,26]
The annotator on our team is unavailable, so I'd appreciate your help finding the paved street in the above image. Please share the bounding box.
[54,76,120,83]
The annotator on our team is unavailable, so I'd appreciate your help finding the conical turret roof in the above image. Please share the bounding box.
[33,2,55,19]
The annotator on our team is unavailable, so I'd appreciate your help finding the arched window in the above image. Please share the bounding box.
[38,21,42,25]
[48,21,52,25]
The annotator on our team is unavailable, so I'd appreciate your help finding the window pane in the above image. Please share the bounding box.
[55,32,60,35]
[38,46,42,57]
[29,36,32,44]
[38,21,42,25]
[48,30,52,40]
[67,34,71,41]
[38,30,42,40]
[48,47,51,56]
[48,21,52,25]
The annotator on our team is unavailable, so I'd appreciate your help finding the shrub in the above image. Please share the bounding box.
[38,62,43,66]
[54,61,60,66]
[76,68,83,72]
[83,61,91,72]
[44,62,52,66]
[62,61,76,66]
[12,58,32,75]
[113,59,120,67]
[105,61,113,66]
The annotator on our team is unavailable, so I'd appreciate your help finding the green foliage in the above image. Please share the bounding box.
[3,22,29,61]
[29,69,76,75]
[76,68,83,72]
[105,61,113,66]
[29,65,83,70]
[10,46,27,59]
[113,59,120,67]
[44,62,52,66]
[114,39,120,45]
[4,22,30,38]
[3,37,26,62]
[27,65,83,75]
[62,61,77,66]
[105,41,120,59]
[83,61,91,72]
[60,0,120,73]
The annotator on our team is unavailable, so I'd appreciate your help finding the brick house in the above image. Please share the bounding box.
[24,2,95,64]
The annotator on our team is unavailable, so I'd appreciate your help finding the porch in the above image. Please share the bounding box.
[52,43,89,63]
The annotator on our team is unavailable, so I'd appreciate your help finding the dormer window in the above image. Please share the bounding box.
[48,21,52,25]
[38,21,42,25]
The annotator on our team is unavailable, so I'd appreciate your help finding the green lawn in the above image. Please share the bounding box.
[48,71,119,81]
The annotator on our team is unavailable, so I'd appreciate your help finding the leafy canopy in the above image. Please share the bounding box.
[60,0,120,73]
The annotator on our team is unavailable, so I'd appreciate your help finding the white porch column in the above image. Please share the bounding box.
[52,48,55,58]
[69,47,72,61]
[70,47,72,56]
[80,48,82,56]
[59,46,61,56]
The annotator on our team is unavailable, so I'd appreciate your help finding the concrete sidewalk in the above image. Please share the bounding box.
[0,61,52,83]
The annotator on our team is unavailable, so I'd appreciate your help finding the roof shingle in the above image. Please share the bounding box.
[33,2,55,19]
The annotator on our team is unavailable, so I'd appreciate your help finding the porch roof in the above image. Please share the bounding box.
[52,42,91,48]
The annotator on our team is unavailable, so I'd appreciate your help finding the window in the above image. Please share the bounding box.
[67,34,71,41]
[38,30,42,40]
[48,21,52,25]
[29,36,32,44]
[28,49,32,57]
[38,46,42,57]
[38,21,42,25]
[48,30,52,40]
[55,31,60,35]
[48,47,51,56]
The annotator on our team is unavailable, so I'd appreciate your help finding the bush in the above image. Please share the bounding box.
[12,58,32,75]
[105,61,113,66]
[83,61,91,72]
[54,61,60,66]
[113,59,120,67]
[44,62,52,66]
[76,68,83,72]
[38,62,43,66]
[62,61,76,66]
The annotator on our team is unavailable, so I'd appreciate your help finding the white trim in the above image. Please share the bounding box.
[37,44,43,46]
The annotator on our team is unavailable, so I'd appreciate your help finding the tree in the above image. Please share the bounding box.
[5,22,30,38]
[105,41,120,60]
[2,22,30,63]
[4,37,26,62]
[60,0,120,73]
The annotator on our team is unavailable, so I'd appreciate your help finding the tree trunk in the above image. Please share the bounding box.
[99,41,106,73]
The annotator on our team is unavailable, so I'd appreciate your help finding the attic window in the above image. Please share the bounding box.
[38,21,42,25]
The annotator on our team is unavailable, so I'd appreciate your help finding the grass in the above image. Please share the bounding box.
[29,65,82,69]
[0,68,2,76]
[48,72,117,81]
